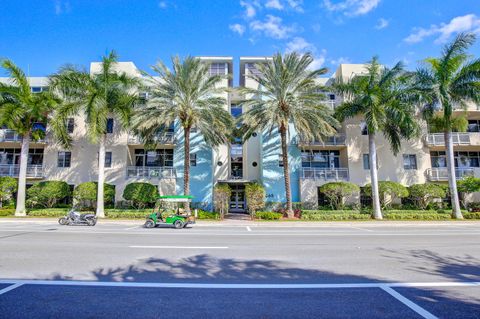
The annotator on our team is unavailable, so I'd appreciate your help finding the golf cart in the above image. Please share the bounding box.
[144,195,196,229]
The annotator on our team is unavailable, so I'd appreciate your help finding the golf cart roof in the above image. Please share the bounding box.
[157,195,194,202]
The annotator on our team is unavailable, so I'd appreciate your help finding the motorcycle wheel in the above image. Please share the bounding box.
[58,217,68,225]
[87,218,97,226]
[144,219,155,228]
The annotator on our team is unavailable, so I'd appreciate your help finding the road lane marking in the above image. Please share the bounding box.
[129,245,229,249]
[124,226,140,230]
[349,226,373,232]
[246,226,251,232]
[381,286,438,319]
[0,283,23,295]
[0,280,479,289]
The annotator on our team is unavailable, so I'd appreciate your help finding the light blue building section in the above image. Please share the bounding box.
[260,124,301,204]
[173,122,213,210]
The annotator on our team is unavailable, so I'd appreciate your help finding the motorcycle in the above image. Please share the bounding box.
[58,209,97,226]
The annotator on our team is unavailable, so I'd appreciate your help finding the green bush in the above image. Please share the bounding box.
[213,184,231,219]
[408,184,446,210]
[463,212,480,219]
[196,210,220,220]
[364,181,409,209]
[26,181,71,208]
[0,208,15,216]
[383,210,451,220]
[122,182,158,209]
[319,182,360,210]
[27,208,70,217]
[0,177,17,208]
[255,211,283,220]
[105,209,151,219]
[74,182,115,209]
[245,183,266,218]
[301,210,371,221]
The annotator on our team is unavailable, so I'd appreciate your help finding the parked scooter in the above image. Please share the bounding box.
[58,209,97,226]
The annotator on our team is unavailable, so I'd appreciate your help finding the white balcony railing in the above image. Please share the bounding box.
[0,164,44,178]
[127,132,176,145]
[323,100,336,110]
[301,167,349,181]
[0,129,46,143]
[126,166,176,179]
[295,134,346,146]
[425,133,471,146]
[426,167,475,181]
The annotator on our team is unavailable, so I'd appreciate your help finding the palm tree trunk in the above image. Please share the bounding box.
[280,125,293,218]
[183,127,191,211]
[15,133,30,216]
[445,130,463,219]
[96,134,106,218]
[368,133,382,219]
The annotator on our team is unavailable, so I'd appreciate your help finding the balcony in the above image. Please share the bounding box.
[127,132,176,145]
[295,134,346,147]
[0,129,46,143]
[425,133,471,146]
[0,164,44,178]
[323,100,336,110]
[426,167,475,181]
[301,167,349,181]
[126,166,176,179]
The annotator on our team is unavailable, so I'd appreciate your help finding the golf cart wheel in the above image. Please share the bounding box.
[87,218,97,226]
[58,217,68,225]
[174,220,184,229]
[144,219,155,228]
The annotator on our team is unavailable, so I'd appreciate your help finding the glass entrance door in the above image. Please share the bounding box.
[229,185,246,213]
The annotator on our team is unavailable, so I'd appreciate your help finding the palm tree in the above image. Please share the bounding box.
[50,51,139,217]
[132,56,232,201]
[414,33,480,219]
[334,57,419,219]
[0,59,66,216]
[239,52,339,218]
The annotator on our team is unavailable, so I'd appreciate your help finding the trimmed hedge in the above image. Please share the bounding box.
[28,208,70,217]
[463,212,480,219]
[0,208,15,216]
[255,211,283,220]
[383,210,451,220]
[301,210,371,221]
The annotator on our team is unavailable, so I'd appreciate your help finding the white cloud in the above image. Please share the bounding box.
[240,1,260,18]
[158,1,167,9]
[229,23,246,36]
[330,57,351,65]
[310,50,328,70]
[286,0,304,13]
[404,14,480,44]
[265,0,283,10]
[375,18,389,30]
[250,15,295,39]
[323,0,380,16]
[286,37,315,53]
[54,0,71,15]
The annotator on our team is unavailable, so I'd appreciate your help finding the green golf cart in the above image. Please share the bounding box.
[144,195,196,229]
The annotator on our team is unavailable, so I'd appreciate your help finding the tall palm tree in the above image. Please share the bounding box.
[50,51,139,217]
[239,52,339,218]
[334,57,419,219]
[132,56,232,201]
[0,59,66,216]
[414,33,480,219]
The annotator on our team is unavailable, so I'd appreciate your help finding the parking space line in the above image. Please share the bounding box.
[381,286,438,319]
[0,283,23,296]
[246,226,251,232]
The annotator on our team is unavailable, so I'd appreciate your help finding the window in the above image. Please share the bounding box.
[230,105,242,118]
[360,122,368,135]
[430,151,480,168]
[245,63,262,76]
[190,153,197,166]
[279,154,284,167]
[106,118,114,133]
[467,120,480,132]
[134,149,174,167]
[58,151,71,168]
[301,150,340,168]
[105,152,112,168]
[67,118,75,134]
[363,154,370,170]
[209,63,227,76]
[31,86,48,93]
[403,154,417,170]
[328,94,336,101]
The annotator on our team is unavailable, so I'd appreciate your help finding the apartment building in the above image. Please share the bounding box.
[1,57,479,211]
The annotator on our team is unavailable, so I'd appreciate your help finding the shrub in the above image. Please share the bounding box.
[213,184,231,220]
[26,181,71,208]
[196,210,220,220]
[255,211,283,220]
[27,208,70,217]
[364,181,409,209]
[408,184,446,210]
[0,208,15,216]
[122,182,158,209]
[105,209,151,219]
[463,212,480,219]
[245,183,265,218]
[318,182,360,210]
[458,176,480,208]
[301,210,371,221]
[467,202,480,212]
[383,210,451,220]
[0,177,17,208]
[74,182,115,209]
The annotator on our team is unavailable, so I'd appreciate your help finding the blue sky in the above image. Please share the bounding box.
[1,0,479,79]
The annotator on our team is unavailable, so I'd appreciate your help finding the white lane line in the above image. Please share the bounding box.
[381,286,438,319]
[124,226,140,230]
[0,280,479,289]
[246,226,252,232]
[129,245,229,249]
[349,226,373,232]
[0,283,23,295]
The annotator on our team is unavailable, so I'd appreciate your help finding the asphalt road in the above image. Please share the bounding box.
[0,220,479,318]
